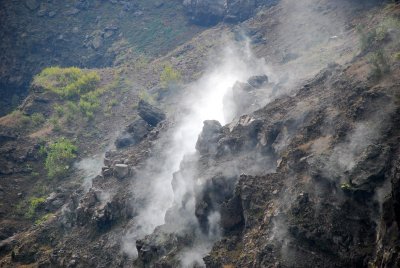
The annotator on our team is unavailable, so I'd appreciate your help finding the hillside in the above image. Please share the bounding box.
[1,0,400,267]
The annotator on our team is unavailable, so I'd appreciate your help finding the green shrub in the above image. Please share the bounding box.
[368,50,390,80]
[35,213,54,225]
[109,99,118,107]
[357,26,377,52]
[138,89,155,104]
[394,52,400,61]
[26,197,46,219]
[65,101,79,123]
[54,104,65,117]
[49,116,61,132]
[30,113,46,127]
[34,67,100,99]
[160,64,181,88]
[45,138,77,178]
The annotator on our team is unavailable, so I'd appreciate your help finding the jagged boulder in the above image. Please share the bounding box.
[248,74,269,88]
[115,118,152,148]
[220,195,244,231]
[349,144,391,192]
[223,75,268,122]
[195,120,223,155]
[138,100,166,127]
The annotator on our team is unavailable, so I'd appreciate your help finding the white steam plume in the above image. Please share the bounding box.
[122,37,272,263]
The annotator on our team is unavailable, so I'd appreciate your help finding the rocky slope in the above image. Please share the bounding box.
[0,0,400,267]
[0,0,202,115]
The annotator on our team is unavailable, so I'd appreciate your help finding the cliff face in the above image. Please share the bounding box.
[134,60,400,268]
[0,0,400,267]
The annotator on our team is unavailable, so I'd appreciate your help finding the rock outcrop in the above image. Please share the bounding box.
[134,59,400,267]
[115,101,165,148]
[223,74,270,122]
[137,100,166,127]
[115,118,153,148]
[183,0,278,25]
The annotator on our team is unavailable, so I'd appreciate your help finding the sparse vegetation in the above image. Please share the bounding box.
[160,64,182,88]
[30,113,46,127]
[35,213,54,226]
[357,16,400,53]
[79,91,100,119]
[6,111,46,130]
[26,196,46,219]
[34,67,104,121]
[54,104,65,117]
[138,89,156,104]
[368,50,390,80]
[34,67,100,99]
[44,138,77,179]
[394,52,400,61]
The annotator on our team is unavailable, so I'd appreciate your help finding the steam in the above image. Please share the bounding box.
[75,153,105,192]
[122,37,272,264]
[326,104,394,185]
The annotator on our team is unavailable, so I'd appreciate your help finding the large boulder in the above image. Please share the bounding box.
[115,118,152,148]
[195,120,223,155]
[138,100,166,127]
[223,75,268,122]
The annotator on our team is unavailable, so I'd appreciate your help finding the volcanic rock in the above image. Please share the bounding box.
[138,100,166,127]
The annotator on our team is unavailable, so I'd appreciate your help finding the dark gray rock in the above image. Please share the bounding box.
[138,100,166,127]
[220,195,244,231]
[248,74,269,88]
[195,120,223,155]
[223,75,268,122]
[91,36,103,50]
[115,118,152,148]
[349,144,390,191]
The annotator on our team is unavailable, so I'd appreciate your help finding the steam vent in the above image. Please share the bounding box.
[1,0,400,267]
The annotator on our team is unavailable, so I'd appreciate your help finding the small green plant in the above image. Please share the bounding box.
[26,196,46,219]
[368,50,390,80]
[65,101,79,123]
[54,104,65,117]
[109,99,118,107]
[340,183,352,191]
[44,138,77,178]
[160,64,181,88]
[49,116,61,132]
[35,213,54,225]
[394,52,400,61]
[138,89,155,104]
[79,91,100,120]
[30,113,46,127]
